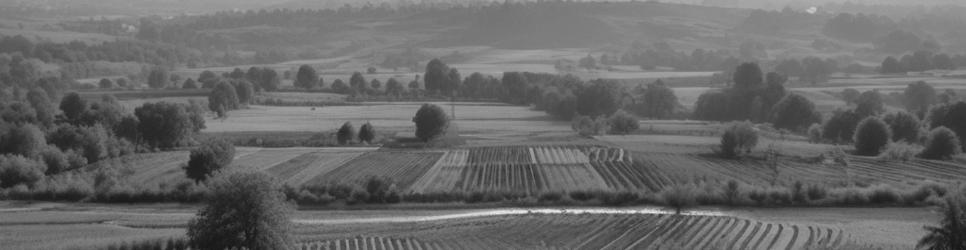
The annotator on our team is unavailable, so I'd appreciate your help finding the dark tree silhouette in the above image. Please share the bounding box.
[358,122,375,144]
[294,65,319,90]
[853,117,892,156]
[412,104,449,142]
[337,122,355,145]
[920,127,962,160]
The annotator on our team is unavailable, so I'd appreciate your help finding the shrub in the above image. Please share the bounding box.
[337,122,355,145]
[602,191,640,206]
[412,104,450,142]
[608,110,639,135]
[0,124,46,157]
[720,122,758,158]
[184,138,236,183]
[878,142,921,162]
[920,126,962,160]
[538,192,564,202]
[853,117,892,156]
[723,180,743,205]
[867,185,901,204]
[568,190,596,202]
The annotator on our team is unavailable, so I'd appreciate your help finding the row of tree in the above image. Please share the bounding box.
[879,51,963,74]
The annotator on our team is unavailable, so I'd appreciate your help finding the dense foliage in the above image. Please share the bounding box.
[188,172,293,250]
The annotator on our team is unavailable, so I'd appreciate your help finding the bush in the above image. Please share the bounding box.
[608,110,639,135]
[878,142,921,162]
[184,139,235,183]
[568,190,596,202]
[720,122,758,158]
[337,122,355,145]
[412,104,450,142]
[723,180,743,205]
[853,116,892,156]
[920,126,962,160]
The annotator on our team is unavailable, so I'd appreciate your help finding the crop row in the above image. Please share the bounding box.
[295,214,849,250]
[312,151,444,189]
[298,236,444,250]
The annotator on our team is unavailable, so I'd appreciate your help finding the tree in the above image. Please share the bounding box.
[369,79,382,94]
[692,91,730,121]
[841,88,861,105]
[720,122,758,158]
[662,185,696,215]
[880,56,904,74]
[802,57,835,84]
[933,53,956,70]
[98,78,114,89]
[185,139,235,183]
[633,80,679,119]
[59,92,88,122]
[733,62,763,91]
[771,94,821,131]
[920,127,962,160]
[385,78,404,97]
[412,104,449,142]
[0,154,46,188]
[853,117,892,156]
[182,78,198,89]
[259,68,280,91]
[446,68,461,96]
[26,88,54,126]
[208,82,239,117]
[294,65,319,90]
[358,122,375,144]
[187,172,293,250]
[823,109,862,143]
[234,80,255,105]
[883,111,921,143]
[916,196,966,250]
[774,59,803,78]
[608,110,639,135]
[501,72,529,105]
[349,72,367,95]
[337,122,355,145]
[135,102,200,149]
[148,67,170,89]
[905,81,937,115]
[424,59,449,93]
[931,102,966,150]
[331,79,349,94]
[855,90,885,117]
[572,115,607,137]
[576,79,621,118]
[367,67,377,74]
[0,124,46,157]
[198,70,219,88]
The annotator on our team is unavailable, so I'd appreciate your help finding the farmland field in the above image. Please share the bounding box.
[3,204,928,250]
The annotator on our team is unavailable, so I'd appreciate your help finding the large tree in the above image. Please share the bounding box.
[500,72,529,105]
[135,102,202,149]
[634,80,679,119]
[294,65,319,90]
[905,81,937,115]
[187,172,293,250]
[59,92,88,122]
[424,59,450,94]
[147,67,170,89]
[855,90,885,117]
[917,196,966,250]
[349,72,367,95]
[576,79,621,118]
[208,82,239,117]
[771,93,821,131]
[732,62,763,91]
[853,116,892,156]
[412,104,450,142]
